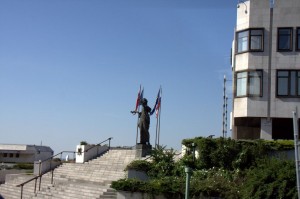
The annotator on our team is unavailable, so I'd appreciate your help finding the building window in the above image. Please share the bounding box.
[297,28,300,51]
[277,70,300,97]
[237,28,264,53]
[16,153,20,158]
[236,70,263,97]
[9,153,13,158]
[3,153,7,157]
[278,28,293,51]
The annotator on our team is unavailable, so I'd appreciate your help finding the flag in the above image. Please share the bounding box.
[151,88,161,116]
[134,86,141,112]
[155,96,161,118]
[139,88,144,105]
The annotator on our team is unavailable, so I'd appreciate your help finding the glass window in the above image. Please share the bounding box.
[297,28,300,51]
[278,28,293,51]
[298,72,300,95]
[249,71,262,96]
[277,71,289,95]
[250,29,263,50]
[237,31,248,53]
[277,70,300,97]
[16,153,20,158]
[236,70,263,97]
[3,153,7,157]
[236,72,247,96]
[9,153,13,158]
[236,28,264,53]
[290,71,296,96]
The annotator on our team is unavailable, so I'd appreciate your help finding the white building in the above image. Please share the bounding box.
[232,0,300,139]
[0,144,53,163]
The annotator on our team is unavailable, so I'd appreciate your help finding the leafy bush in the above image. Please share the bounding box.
[240,158,297,199]
[112,139,297,198]
[80,141,88,145]
[111,177,184,199]
[125,160,151,172]
[147,146,176,178]
[181,137,291,171]
[13,163,34,170]
[191,168,241,199]
[111,178,147,193]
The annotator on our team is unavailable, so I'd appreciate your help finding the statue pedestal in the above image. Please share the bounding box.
[135,144,152,158]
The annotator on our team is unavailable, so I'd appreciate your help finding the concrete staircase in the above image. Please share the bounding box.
[0,149,137,199]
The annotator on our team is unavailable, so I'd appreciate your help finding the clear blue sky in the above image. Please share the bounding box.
[0,0,236,153]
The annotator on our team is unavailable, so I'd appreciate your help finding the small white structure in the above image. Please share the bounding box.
[0,144,53,163]
[181,145,199,159]
[75,144,108,163]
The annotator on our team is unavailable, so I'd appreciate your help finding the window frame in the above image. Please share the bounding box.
[276,70,300,97]
[236,28,264,54]
[235,70,263,98]
[277,27,293,52]
[296,27,300,51]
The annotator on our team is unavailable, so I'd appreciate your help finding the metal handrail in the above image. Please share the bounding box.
[16,150,75,199]
[84,137,113,153]
[16,137,113,199]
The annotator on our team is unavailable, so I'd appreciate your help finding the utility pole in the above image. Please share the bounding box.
[293,108,300,199]
[223,75,226,138]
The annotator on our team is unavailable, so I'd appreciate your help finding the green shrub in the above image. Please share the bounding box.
[111,139,297,198]
[13,163,33,170]
[147,146,176,178]
[125,160,151,172]
[111,177,184,198]
[240,158,297,199]
[80,141,88,145]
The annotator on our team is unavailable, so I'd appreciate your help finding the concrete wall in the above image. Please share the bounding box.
[33,160,61,175]
[117,191,166,199]
[117,191,222,199]
[127,170,149,182]
[0,170,28,184]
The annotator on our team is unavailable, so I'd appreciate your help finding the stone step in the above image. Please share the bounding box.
[0,149,137,199]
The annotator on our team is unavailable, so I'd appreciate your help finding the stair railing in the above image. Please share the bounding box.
[16,137,113,199]
[16,150,75,199]
[84,137,113,153]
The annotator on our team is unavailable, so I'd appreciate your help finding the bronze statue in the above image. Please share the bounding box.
[131,98,151,145]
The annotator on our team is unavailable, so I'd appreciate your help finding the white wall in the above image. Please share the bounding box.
[76,145,108,163]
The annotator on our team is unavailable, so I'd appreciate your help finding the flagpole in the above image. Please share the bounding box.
[136,107,140,144]
[155,110,159,147]
[135,85,141,144]
[157,86,162,146]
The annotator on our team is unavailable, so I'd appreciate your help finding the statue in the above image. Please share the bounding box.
[131,98,151,145]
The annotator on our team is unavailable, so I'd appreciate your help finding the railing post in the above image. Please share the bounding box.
[39,175,42,191]
[34,178,37,193]
[51,169,54,184]
[50,157,52,170]
[38,160,41,175]
[109,138,111,149]
[20,185,23,199]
